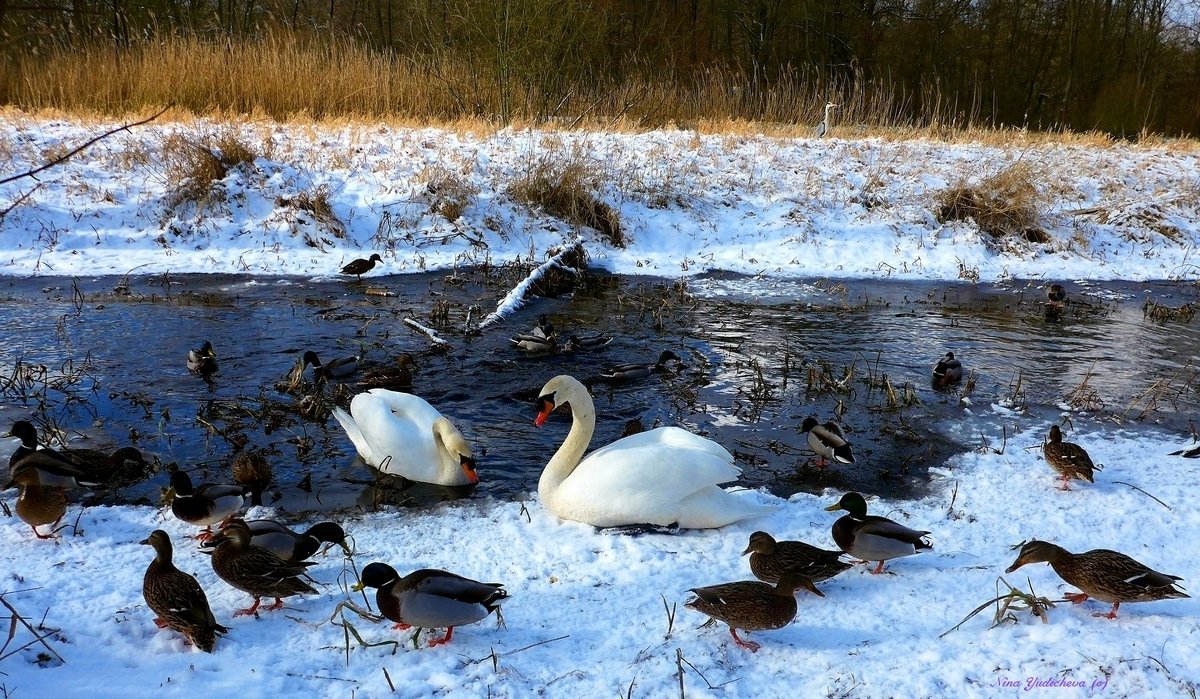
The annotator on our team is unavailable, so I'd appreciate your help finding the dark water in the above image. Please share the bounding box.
[1,271,1197,515]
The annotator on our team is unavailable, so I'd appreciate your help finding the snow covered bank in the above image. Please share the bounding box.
[1,114,1197,282]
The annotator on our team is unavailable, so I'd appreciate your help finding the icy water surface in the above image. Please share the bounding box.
[1,270,1197,516]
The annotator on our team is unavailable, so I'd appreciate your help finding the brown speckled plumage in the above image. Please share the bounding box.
[1005,540,1188,618]
[5,462,68,539]
[685,575,809,652]
[1043,425,1095,490]
[141,530,227,652]
[210,519,317,616]
[743,531,851,586]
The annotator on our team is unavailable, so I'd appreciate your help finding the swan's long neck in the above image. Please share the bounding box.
[539,384,597,500]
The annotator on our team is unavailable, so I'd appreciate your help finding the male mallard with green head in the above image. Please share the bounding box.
[596,350,681,384]
[141,529,228,652]
[200,519,349,562]
[187,341,218,378]
[1005,540,1188,619]
[167,471,247,540]
[1042,425,1095,490]
[932,352,963,386]
[685,574,812,652]
[799,417,855,467]
[825,492,932,574]
[352,562,508,646]
[209,519,318,616]
[743,531,851,586]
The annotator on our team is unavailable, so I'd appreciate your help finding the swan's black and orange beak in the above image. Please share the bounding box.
[460,455,479,484]
[534,393,556,427]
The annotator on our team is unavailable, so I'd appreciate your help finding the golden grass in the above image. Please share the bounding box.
[936,162,1049,242]
[7,32,1198,148]
[508,145,624,247]
[160,129,258,213]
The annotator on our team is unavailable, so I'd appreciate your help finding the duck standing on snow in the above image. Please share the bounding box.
[200,519,349,562]
[332,388,478,486]
[4,461,69,539]
[685,574,810,652]
[167,471,247,540]
[532,374,773,529]
[825,491,932,574]
[743,531,851,586]
[932,352,963,386]
[187,341,218,378]
[1042,425,1095,490]
[352,562,508,646]
[140,529,228,652]
[1005,540,1188,619]
[340,253,383,281]
[799,417,855,467]
[209,519,318,617]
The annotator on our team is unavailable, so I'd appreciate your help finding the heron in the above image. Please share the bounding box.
[815,102,839,138]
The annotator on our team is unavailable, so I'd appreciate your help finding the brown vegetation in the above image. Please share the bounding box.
[1,0,1196,137]
[509,149,624,248]
[936,163,1049,243]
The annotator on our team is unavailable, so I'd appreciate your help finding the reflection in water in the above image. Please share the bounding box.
[0,272,1196,514]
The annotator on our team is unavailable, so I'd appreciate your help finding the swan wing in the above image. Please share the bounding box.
[552,427,759,527]
[332,406,376,466]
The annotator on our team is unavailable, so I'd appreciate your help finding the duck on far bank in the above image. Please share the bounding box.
[340,253,383,281]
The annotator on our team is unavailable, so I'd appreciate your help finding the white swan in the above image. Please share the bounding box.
[332,389,478,486]
[533,375,774,528]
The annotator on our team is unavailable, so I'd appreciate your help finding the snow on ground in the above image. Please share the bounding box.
[1,418,1197,697]
[2,115,1199,697]
[0,113,1198,282]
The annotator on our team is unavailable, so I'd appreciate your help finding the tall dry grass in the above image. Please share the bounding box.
[5,32,1196,148]
[2,33,963,132]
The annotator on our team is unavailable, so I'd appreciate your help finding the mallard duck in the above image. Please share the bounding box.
[825,492,932,574]
[187,340,218,377]
[359,353,417,391]
[199,519,349,562]
[1005,540,1188,618]
[340,253,383,280]
[510,332,559,355]
[58,446,146,487]
[7,449,96,490]
[743,531,851,585]
[209,519,318,616]
[230,449,272,507]
[563,334,613,352]
[685,574,810,652]
[4,421,78,474]
[932,352,963,386]
[1169,444,1199,458]
[140,529,228,652]
[333,389,478,486]
[621,418,646,438]
[596,351,681,384]
[351,562,508,646]
[1047,284,1067,306]
[534,375,773,528]
[168,471,247,539]
[4,461,68,539]
[300,350,360,380]
[1042,425,1095,490]
[799,417,854,467]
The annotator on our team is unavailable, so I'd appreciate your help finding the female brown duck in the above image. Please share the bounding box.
[1005,540,1188,619]
[141,529,228,652]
